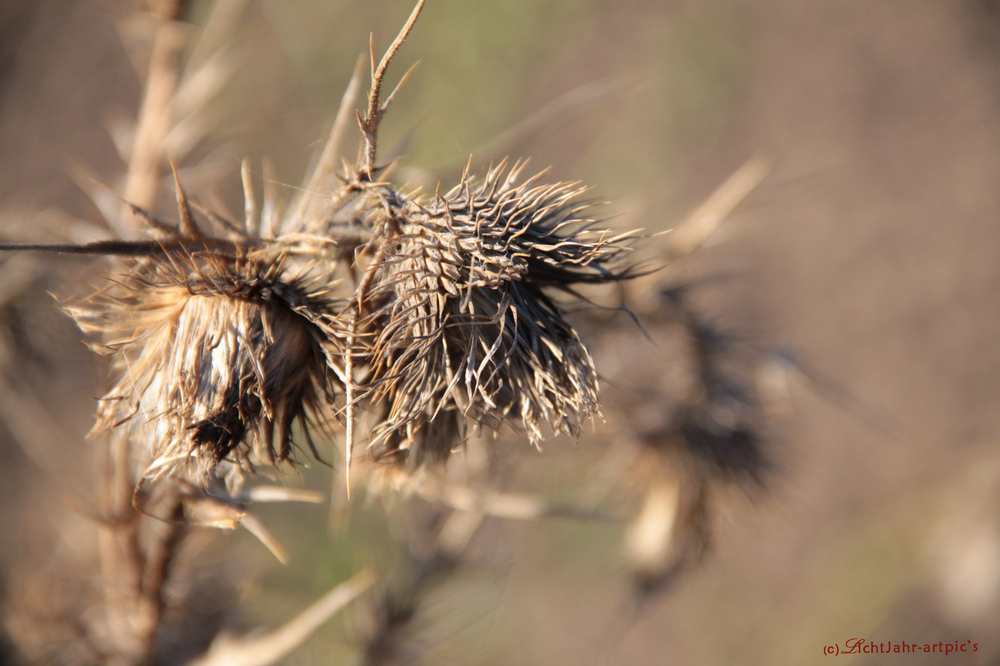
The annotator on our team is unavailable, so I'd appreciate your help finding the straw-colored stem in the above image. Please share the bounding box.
[121,2,188,236]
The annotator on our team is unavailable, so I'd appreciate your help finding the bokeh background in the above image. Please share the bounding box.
[2,0,1000,664]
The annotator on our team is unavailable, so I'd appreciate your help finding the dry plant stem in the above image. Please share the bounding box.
[360,0,424,179]
[1,0,639,657]
[345,312,357,496]
[100,438,186,665]
[168,154,203,239]
[341,0,424,486]
[122,0,188,234]
[344,243,386,494]
[241,158,258,235]
[100,3,190,661]
[261,158,281,238]
[666,155,770,260]
[184,0,250,71]
[361,508,483,666]
[137,490,185,640]
[0,238,257,256]
[97,434,143,664]
[292,54,366,228]
[190,570,375,666]
[419,481,618,522]
[363,448,495,665]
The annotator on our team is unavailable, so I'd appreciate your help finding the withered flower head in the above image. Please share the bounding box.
[676,380,767,485]
[70,245,340,484]
[3,0,639,491]
[361,161,634,469]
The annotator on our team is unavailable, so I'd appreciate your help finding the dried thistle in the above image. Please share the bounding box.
[270,0,637,485]
[2,0,637,493]
[361,161,633,469]
[658,287,768,483]
[620,276,770,597]
[67,201,343,486]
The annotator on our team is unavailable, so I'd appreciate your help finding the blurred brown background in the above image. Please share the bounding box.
[2,0,1000,664]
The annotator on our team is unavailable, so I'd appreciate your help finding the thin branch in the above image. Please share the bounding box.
[359,0,425,179]
[121,2,189,236]
[190,570,376,666]
[97,432,145,664]
[380,59,421,118]
[133,490,185,658]
[0,238,254,257]
[239,514,289,565]
[241,157,258,236]
[184,0,251,72]
[344,310,357,498]
[168,154,204,240]
[418,481,619,523]
[343,239,392,493]
[667,155,770,259]
[235,486,325,504]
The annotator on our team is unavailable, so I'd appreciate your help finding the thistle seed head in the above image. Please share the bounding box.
[71,248,340,484]
[360,161,633,468]
[676,381,768,485]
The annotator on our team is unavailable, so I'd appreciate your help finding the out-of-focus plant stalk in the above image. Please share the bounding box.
[121,0,189,237]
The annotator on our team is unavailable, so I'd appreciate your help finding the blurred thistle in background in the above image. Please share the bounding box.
[3,1,1000,665]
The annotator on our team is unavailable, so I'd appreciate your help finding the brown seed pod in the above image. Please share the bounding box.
[361,161,634,468]
[70,247,342,484]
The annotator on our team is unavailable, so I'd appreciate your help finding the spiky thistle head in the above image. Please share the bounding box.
[359,160,634,470]
[70,244,342,486]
